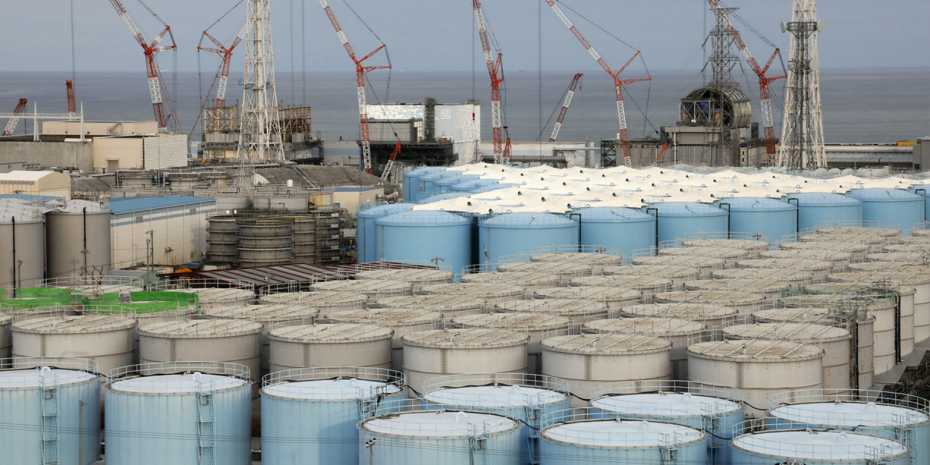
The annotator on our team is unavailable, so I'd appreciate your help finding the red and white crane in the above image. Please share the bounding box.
[106,0,177,130]
[2,98,28,136]
[708,0,786,155]
[544,0,650,167]
[320,0,391,174]
[65,81,76,115]
[197,22,248,109]
[549,72,583,142]
[473,0,509,164]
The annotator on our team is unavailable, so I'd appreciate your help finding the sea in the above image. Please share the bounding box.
[1,68,928,144]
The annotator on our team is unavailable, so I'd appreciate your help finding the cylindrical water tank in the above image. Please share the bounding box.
[417,283,526,310]
[356,203,413,263]
[493,298,608,325]
[0,314,10,359]
[632,254,726,279]
[582,318,705,380]
[478,213,579,270]
[179,287,254,309]
[768,390,929,465]
[539,414,708,465]
[845,188,924,235]
[354,268,453,290]
[138,319,263,381]
[259,291,367,315]
[784,192,863,233]
[462,271,563,296]
[267,324,393,372]
[403,167,441,202]
[620,303,739,330]
[687,340,823,416]
[722,323,851,390]
[736,257,833,282]
[0,361,101,465]
[12,315,135,375]
[719,197,797,246]
[310,279,412,299]
[681,238,769,252]
[376,210,473,277]
[731,426,909,465]
[46,204,112,279]
[541,334,672,404]
[321,308,440,369]
[261,367,406,465]
[451,312,570,374]
[575,207,656,261]
[419,169,453,201]
[532,286,643,311]
[654,290,769,316]
[359,408,522,465]
[649,202,728,247]
[401,328,529,394]
[0,213,46,289]
[592,388,744,465]
[372,293,485,318]
[105,363,252,465]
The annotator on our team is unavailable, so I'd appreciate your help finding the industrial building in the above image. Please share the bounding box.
[109,196,216,268]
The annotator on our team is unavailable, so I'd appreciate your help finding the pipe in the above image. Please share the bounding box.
[568,212,582,252]
[645,207,659,256]
[717,202,732,239]
[11,216,16,298]
[82,207,88,277]
[915,188,927,223]
[786,197,800,240]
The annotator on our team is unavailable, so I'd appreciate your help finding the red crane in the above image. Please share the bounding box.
[320,0,391,174]
[197,22,248,109]
[473,0,509,164]
[65,81,76,115]
[549,73,583,142]
[544,0,650,167]
[2,98,28,136]
[708,0,786,155]
[106,0,177,130]
[379,141,402,183]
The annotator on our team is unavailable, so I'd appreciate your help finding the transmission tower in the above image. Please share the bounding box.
[704,6,741,87]
[238,0,284,163]
[778,0,826,170]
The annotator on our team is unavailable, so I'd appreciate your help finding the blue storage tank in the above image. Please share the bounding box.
[649,202,729,247]
[357,203,414,263]
[452,180,482,193]
[575,207,656,262]
[539,413,708,465]
[417,192,466,205]
[105,363,252,465]
[422,374,571,465]
[0,363,100,465]
[769,395,929,465]
[261,367,406,465]
[731,427,909,465]
[420,169,452,201]
[718,197,797,247]
[376,210,472,277]
[359,409,522,465]
[846,188,924,235]
[479,213,579,269]
[404,167,443,202]
[909,185,930,225]
[784,192,863,232]
[436,173,467,194]
[592,391,744,465]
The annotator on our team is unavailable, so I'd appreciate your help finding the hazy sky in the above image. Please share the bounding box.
[1,0,928,74]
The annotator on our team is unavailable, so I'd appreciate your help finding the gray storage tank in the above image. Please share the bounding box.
[0,204,46,289]
[267,324,394,372]
[138,319,264,381]
[12,315,136,375]
[46,201,112,279]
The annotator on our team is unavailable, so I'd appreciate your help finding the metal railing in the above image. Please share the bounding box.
[107,361,252,384]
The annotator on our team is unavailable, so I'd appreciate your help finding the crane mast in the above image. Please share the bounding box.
[549,73,583,142]
[198,22,249,109]
[106,0,177,130]
[65,81,76,115]
[473,0,508,164]
[544,0,650,167]
[320,0,390,174]
[2,98,28,136]
[708,0,786,156]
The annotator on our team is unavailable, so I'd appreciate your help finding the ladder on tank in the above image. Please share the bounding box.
[39,372,60,465]
[658,432,680,465]
[524,406,542,465]
[195,386,216,465]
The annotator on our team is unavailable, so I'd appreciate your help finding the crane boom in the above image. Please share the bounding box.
[2,98,28,136]
[549,73,583,142]
[544,0,650,167]
[473,0,507,164]
[320,0,390,174]
[106,0,176,130]
[198,22,248,109]
[708,0,786,155]
[65,81,76,115]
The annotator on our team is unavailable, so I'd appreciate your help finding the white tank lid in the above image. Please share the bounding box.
[760,249,852,261]
[543,420,704,448]
[737,258,833,271]
[633,255,726,268]
[13,315,136,334]
[584,318,704,337]
[0,367,97,388]
[263,378,401,401]
[780,294,895,311]
[374,294,484,312]
[534,286,641,302]
[497,261,593,275]
[311,280,412,294]
[723,323,850,342]
[462,271,561,287]
[621,303,737,320]
[542,334,670,355]
[180,288,253,303]
[402,328,529,349]
[593,392,740,417]
[269,324,393,343]
[682,239,768,250]
[139,318,263,338]
[452,312,570,332]
[362,411,517,437]
[813,226,901,238]
[595,266,696,281]
[202,303,319,323]
[418,283,525,299]
[689,340,823,362]
[781,240,870,253]
[771,401,929,427]
[654,290,768,306]
[262,291,369,308]
[354,268,453,283]
[531,252,623,265]
[712,268,814,281]
[494,298,607,317]
[425,385,567,408]
[682,278,791,294]
[659,247,751,259]
[733,430,907,461]
[323,308,440,327]
[751,307,832,323]
[110,373,247,394]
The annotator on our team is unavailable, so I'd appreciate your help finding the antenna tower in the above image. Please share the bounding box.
[778,0,826,170]
[238,0,284,163]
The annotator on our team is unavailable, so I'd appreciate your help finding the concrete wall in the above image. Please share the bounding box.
[110,202,216,268]
[93,137,144,171]
[0,141,93,171]
[143,134,188,170]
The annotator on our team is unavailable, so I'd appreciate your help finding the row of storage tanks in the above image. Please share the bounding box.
[3,231,930,464]
[357,169,930,274]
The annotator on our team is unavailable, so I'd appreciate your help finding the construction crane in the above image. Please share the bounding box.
[320,0,391,174]
[106,0,177,130]
[473,0,509,164]
[65,81,76,115]
[379,141,402,183]
[548,73,583,142]
[708,0,786,156]
[544,0,651,167]
[2,98,28,136]
[197,22,248,109]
